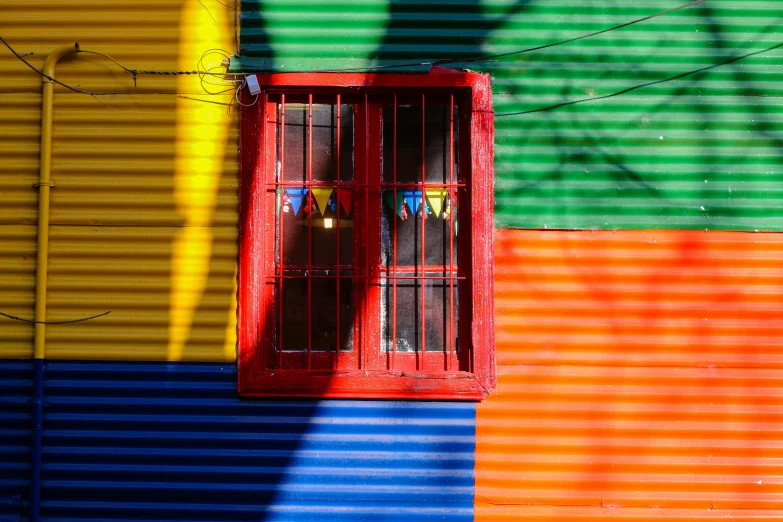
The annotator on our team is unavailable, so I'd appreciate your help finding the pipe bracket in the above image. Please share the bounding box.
[33,180,56,187]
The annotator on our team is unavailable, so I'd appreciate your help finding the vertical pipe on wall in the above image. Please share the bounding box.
[31,42,80,522]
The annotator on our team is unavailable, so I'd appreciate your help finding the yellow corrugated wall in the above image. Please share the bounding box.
[0,0,239,362]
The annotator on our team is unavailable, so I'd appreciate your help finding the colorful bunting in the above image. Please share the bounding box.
[382,188,457,220]
[311,187,334,217]
[425,189,448,217]
[403,190,422,215]
[285,187,307,216]
[337,188,353,215]
[383,190,405,218]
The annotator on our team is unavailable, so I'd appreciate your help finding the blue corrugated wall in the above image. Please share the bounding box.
[1,360,475,522]
[1,361,30,522]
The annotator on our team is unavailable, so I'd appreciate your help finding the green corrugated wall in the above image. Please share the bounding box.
[235,0,783,231]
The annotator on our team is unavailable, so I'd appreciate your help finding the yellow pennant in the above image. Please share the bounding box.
[310,187,334,217]
[425,189,448,217]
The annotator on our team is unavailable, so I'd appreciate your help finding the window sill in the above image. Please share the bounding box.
[240,370,489,400]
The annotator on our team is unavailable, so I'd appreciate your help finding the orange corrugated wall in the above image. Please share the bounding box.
[476,230,783,520]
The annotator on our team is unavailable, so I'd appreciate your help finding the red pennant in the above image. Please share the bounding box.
[337,188,353,215]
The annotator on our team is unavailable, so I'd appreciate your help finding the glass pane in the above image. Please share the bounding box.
[282,103,307,182]
[280,273,353,352]
[280,188,308,266]
[280,188,353,267]
[382,103,459,184]
[311,188,354,267]
[381,191,458,268]
[281,276,307,352]
[312,277,354,352]
[381,276,458,353]
[281,103,353,182]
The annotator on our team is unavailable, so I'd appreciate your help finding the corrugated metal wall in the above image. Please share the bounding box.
[235,2,783,519]
[0,0,239,361]
[0,360,31,521]
[1,6,477,522]
[236,0,783,231]
[478,229,783,520]
[5,1,783,521]
[0,359,474,522]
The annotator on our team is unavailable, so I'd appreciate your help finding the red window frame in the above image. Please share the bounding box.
[238,68,495,400]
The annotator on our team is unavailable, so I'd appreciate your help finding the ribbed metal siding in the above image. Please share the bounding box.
[492,229,783,368]
[475,229,783,519]
[0,1,238,362]
[0,361,30,522]
[0,225,35,359]
[29,359,474,521]
[46,94,239,227]
[0,0,204,94]
[45,224,238,361]
[237,0,783,231]
[0,91,38,358]
[0,93,240,362]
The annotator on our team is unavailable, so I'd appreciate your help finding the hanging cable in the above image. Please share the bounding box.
[4,0,704,86]
[0,37,103,94]
[496,41,783,117]
[0,310,111,325]
[437,0,705,65]
[302,0,706,73]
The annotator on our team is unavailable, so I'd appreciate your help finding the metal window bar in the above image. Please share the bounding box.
[278,95,286,370]
[261,91,269,372]
[272,91,462,372]
[306,95,313,369]
[335,94,341,369]
[270,273,465,281]
[362,92,369,371]
[448,94,455,372]
[420,94,426,371]
[391,94,398,370]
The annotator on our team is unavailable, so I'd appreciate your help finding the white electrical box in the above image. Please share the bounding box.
[246,75,261,95]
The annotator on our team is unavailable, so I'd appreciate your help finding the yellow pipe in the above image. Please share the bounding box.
[34,43,79,359]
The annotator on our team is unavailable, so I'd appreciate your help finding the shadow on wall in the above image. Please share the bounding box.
[492,2,783,230]
[5,1,483,521]
[372,0,531,64]
[15,0,783,520]
[480,229,783,512]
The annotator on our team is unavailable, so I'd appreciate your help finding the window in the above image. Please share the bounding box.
[238,69,495,400]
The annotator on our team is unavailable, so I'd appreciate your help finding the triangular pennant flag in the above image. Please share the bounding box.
[310,187,333,217]
[285,187,307,216]
[383,190,393,212]
[383,190,405,218]
[404,190,422,215]
[337,188,353,215]
[425,189,448,218]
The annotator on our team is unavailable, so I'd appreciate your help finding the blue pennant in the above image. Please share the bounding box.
[403,190,422,215]
[285,187,308,216]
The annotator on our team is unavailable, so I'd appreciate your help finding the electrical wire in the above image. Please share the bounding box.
[496,41,783,117]
[283,0,706,73]
[0,37,105,95]
[1,0,710,116]
[1,37,251,116]
[3,0,704,92]
[76,49,199,88]
[234,76,258,107]
[438,0,705,65]
[0,310,111,325]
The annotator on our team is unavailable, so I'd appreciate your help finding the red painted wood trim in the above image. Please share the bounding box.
[238,90,265,392]
[243,371,487,401]
[470,73,496,394]
[237,70,495,400]
[252,67,487,91]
